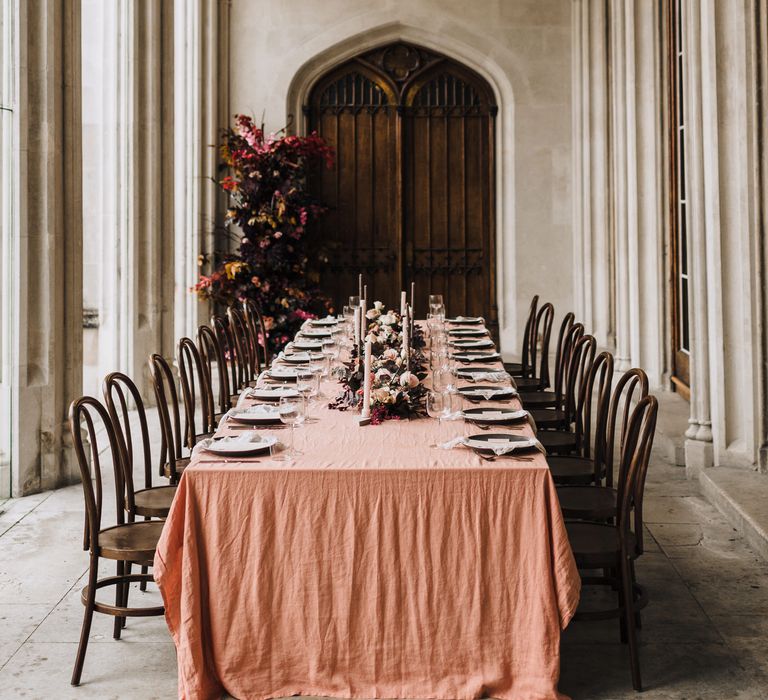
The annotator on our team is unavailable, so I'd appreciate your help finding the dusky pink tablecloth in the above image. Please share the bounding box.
[155,382,580,700]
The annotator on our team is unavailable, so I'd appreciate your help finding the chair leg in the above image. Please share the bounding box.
[113,560,125,639]
[122,562,132,628]
[140,564,148,592]
[631,559,642,629]
[71,554,98,686]
[621,556,642,692]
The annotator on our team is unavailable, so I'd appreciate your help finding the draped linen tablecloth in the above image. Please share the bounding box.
[155,364,580,700]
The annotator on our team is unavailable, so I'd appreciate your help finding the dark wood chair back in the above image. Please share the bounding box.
[148,353,185,481]
[227,305,257,386]
[562,332,596,426]
[244,298,269,370]
[604,368,650,488]
[520,294,539,377]
[573,350,614,466]
[527,302,555,387]
[212,314,241,398]
[552,320,583,403]
[69,396,126,551]
[178,336,213,447]
[197,323,230,416]
[102,372,152,516]
[616,394,659,556]
[551,312,575,397]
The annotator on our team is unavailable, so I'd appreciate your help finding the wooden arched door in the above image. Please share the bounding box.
[307,42,497,326]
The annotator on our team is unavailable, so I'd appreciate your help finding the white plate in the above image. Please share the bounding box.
[292,340,323,351]
[203,434,278,457]
[453,352,502,362]
[309,317,339,327]
[267,367,302,380]
[299,328,333,338]
[466,434,536,451]
[249,387,300,401]
[228,404,282,425]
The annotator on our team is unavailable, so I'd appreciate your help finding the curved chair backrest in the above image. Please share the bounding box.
[227,305,256,386]
[573,350,614,465]
[520,294,539,377]
[527,302,555,387]
[102,372,153,516]
[604,368,650,488]
[197,324,230,416]
[553,320,584,403]
[212,314,240,399]
[551,312,575,398]
[148,353,184,481]
[563,333,596,425]
[244,298,269,370]
[616,394,658,556]
[69,396,125,552]
[178,337,212,448]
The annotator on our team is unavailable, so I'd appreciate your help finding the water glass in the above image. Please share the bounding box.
[426,390,451,424]
[428,294,444,309]
[277,396,305,460]
[348,295,361,308]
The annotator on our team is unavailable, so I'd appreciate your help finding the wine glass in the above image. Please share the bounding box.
[348,295,360,308]
[321,338,338,377]
[428,294,444,310]
[297,369,319,421]
[430,347,450,372]
[433,367,457,393]
[426,390,452,425]
[277,396,305,461]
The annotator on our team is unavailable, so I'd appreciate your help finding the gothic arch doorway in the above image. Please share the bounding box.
[307,42,497,326]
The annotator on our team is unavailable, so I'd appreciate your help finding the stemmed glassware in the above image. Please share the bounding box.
[277,396,305,461]
[348,295,360,308]
[321,338,339,378]
[296,370,318,421]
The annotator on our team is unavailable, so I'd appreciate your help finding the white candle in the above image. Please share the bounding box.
[362,339,372,418]
[358,274,362,300]
[410,281,415,314]
[400,290,407,316]
[363,284,367,301]
[402,306,409,365]
[354,306,361,348]
[360,297,367,335]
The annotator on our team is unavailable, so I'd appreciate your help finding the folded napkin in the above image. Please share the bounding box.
[455,353,501,361]
[438,436,547,456]
[461,371,512,383]
[230,403,279,419]
[192,430,261,457]
[463,387,516,400]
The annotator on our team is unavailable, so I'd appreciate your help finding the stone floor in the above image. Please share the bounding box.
[0,439,766,699]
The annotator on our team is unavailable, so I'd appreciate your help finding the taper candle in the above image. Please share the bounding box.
[360,297,367,334]
[354,306,361,349]
[362,339,372,418]
[410,282,415,315]
[400,290,407,316]
[402,306,410,365]
[358,273,362,300]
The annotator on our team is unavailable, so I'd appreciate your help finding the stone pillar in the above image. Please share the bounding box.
[13,0,83,494]
[758,0,768,473]
[571,0,612,349]
[132,0,176,394]
[681,0,714,471]
[173,0,230,343]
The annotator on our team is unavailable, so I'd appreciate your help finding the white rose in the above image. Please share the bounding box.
[374,300,384,310]
[375,368,392,381]
[382,348,399,361]
[399,371,419,389]
[379,313,395,325]
[373,387,391,403]
[366,308,380,320]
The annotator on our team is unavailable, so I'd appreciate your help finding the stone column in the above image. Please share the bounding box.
[131,0,176,395]
[758,0,768,473]
[173,0,230,343]
[13,0,83,494]
[571,0,613,350]
[681,0,714,470]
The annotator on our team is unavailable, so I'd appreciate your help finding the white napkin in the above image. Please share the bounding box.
[461,371,511,383]
[463,387,516,400]
[230,403,279,418]
[456,353,501,361]
[438,436,546,456]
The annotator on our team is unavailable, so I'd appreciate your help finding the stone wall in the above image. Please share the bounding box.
[226,0,574,354]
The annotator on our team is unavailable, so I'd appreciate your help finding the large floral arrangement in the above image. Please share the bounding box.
[331,303,428,424]
[193,114,335,354]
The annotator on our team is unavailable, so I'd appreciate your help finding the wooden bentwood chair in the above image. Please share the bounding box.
[69,397,165,686]
[197,322,232,422]
[514,302,555,393]
[566,394,659,692]
[504,294,538,377]
[521,312,577,409]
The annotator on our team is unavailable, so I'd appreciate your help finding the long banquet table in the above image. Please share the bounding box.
[154,333,580,700]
